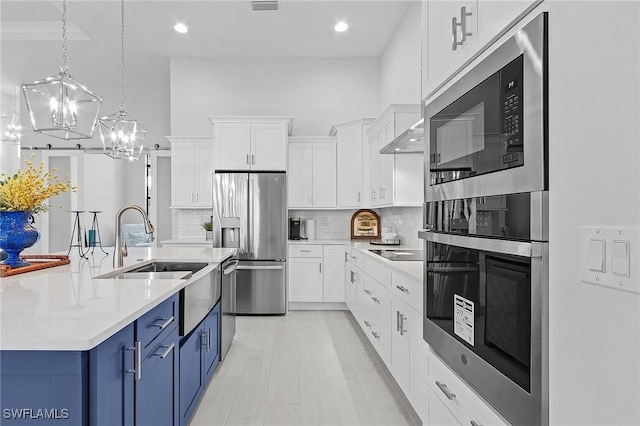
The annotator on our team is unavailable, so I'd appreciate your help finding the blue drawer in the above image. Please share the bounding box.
[136,294,178,358]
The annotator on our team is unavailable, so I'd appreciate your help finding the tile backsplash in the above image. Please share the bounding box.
[289,207,423,247]
[174,209,213,239]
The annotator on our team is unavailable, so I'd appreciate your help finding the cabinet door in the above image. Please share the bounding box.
[136,326,179,426]
[322,245,345,302]
[287,143,313,208]
[171,143,196,207]
[196,143,214,207]
[312,143,337,208]
[216,123,252,170]
[390,298,410,392]
[288,257,323,302]
[203,303,221,383]
[89,324,134,426]
[180,324,205,426]
[368,132,379,205]
[336,126,364,207]
[425,1,478,97]
[376,126,388,204]
[251,122,287,170]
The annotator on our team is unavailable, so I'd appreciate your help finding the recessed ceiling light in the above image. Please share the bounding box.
[334,22,348,33]
[174,23,188,34]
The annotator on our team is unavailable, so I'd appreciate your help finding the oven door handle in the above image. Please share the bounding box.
[419,230,545,258]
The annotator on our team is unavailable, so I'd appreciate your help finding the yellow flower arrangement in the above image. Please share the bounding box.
[0,155,76,213]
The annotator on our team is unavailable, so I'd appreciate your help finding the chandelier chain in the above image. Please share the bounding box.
[62,0,68,67]
[120,0,126,112]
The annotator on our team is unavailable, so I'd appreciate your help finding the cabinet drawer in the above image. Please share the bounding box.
[428,348,508,426]
[136,294,179,358]
[364,256,392,287]
[391,272,423,315]
[288,244,323,257]
[363,276,391,323]
[346,248,366,269]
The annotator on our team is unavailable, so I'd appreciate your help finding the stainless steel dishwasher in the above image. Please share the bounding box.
[221,259,238,360]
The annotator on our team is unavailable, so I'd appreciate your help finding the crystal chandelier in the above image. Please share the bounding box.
[21,0,103,140]
[98,0,145,161]
[1,112,22,145]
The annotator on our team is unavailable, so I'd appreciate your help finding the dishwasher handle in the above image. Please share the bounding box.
[223,260,239,275]
[236,265,283,271]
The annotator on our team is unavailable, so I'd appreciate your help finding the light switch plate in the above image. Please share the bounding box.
[581,226,640,295]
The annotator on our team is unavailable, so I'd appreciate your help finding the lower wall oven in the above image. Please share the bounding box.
[419,191,548,426]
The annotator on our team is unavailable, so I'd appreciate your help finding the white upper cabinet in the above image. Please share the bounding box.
[423,0,540,99]
[367,105,423,207]
[330,118,374,208]
[209,117,293,171]
[167,136,214,208]
[287,137,337,209]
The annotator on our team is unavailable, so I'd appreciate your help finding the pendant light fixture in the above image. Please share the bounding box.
[1,88,23,145]
[21,0,103,140]
[98,0,145,161]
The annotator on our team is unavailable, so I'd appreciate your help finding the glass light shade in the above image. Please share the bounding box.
[0,111,22,144]
[22,66,102,140]
[98,111,146,160]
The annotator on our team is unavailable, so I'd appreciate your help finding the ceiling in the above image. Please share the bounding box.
[1,0,415,58]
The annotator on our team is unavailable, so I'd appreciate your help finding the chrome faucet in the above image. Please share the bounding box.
[114,204,155,267]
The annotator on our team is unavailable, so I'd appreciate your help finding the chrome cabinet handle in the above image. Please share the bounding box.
[345,252,348,262]
[400,314,406,336]
[371,296,380,303]
[396,310,401,332]
[125,342,141,381]
[319,263,322,274]
[470,421,483,426]
[152,316,174,330]
[460,6,473,42]
[251,154,255,165]
[363,320,371,328]
[452,16,463,51]
[436,381,456,400]
[246,154,250,165]
[357,191,361,202]
[153,343,175,359]
[364,289,371,295]
[371,331,380,340]
[300,249,312,252]
[350,270,355,283]
[396,285,409,293]
[201,330,208,350]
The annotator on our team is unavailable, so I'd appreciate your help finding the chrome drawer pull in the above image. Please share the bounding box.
[300,249,312,252]
[364,289,372,295]
[371,297,380,303]
[470,421,483,426]
[152,316,174,330]
[371,331,380,340]
[153,343,175,359]
[395,285,409,293]
[436,381,456,400]
[363,320,371,328]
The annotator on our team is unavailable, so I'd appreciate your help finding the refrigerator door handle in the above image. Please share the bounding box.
[248,178,254,255]
[236,265,284,271]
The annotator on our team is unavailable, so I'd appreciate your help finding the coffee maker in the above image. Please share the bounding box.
[289,217,303,240]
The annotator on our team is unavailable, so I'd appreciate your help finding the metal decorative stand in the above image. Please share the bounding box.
[88,211,108,254]
[68,211,89,258]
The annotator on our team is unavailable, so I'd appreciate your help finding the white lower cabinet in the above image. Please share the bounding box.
[345,248,509,426]
[288,244,345,304]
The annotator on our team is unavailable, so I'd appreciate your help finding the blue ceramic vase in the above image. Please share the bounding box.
[0,211,40,268]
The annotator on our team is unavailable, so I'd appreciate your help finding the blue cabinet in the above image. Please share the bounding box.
[136,325,179,426]
[89,323,135,426]
[180,302,221,426]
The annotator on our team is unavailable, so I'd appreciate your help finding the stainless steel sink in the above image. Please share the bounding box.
[96,261,209,279]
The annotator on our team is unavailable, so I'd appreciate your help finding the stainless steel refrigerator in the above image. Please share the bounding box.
[212,171,287,315]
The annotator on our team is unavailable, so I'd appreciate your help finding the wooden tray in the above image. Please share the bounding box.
[0,255,71,277]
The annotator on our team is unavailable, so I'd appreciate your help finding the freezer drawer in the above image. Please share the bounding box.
[235,261,286,314]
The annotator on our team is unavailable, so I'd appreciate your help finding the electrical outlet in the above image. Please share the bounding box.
[319,216,328,226]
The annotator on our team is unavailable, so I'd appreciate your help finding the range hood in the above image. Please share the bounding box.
[379,118,424,154]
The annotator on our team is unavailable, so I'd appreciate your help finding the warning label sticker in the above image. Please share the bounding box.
[454,294,474,346]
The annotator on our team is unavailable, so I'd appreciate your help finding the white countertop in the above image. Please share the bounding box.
[160,238,211,245]
[288,239,423,282]
[0,247,235,351]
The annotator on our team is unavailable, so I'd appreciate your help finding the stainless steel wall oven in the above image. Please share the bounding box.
[420,12,549,426]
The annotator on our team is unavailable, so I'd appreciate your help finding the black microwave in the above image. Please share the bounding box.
[424,12,548,202]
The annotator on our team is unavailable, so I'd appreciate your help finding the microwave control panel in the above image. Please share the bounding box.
[501,55,524,167]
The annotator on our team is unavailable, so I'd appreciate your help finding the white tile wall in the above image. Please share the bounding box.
[289,207,423,247]
[175,209,213,239]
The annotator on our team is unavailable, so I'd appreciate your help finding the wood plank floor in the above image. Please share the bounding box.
[190,311,419,426]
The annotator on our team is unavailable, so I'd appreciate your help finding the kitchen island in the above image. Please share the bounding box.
[0,246,235,426]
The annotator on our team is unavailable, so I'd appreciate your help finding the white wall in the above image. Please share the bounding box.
[170,56,380,136]
[546,2,640,424]
[378,1,423,112]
